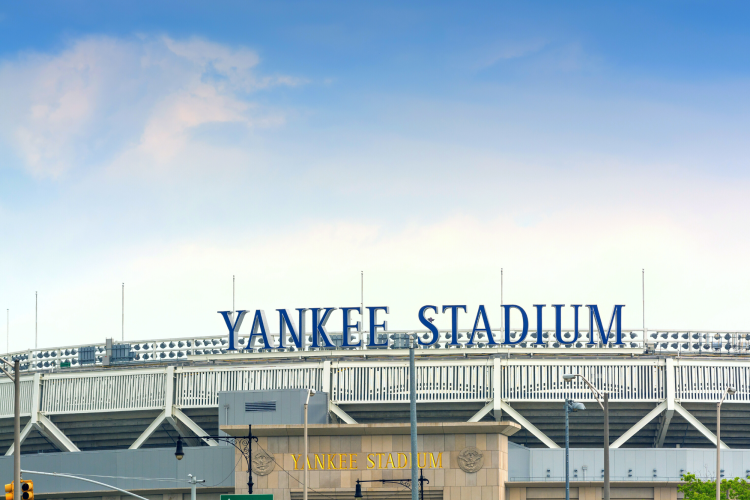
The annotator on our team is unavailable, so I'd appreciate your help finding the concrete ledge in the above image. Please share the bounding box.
[507,482,685,487]
[221,421,521,436]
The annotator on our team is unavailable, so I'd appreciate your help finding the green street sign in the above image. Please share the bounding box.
[60,361,71,368]
[220,495,273,500]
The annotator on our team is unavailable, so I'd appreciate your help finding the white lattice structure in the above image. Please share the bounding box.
[1,331,749,455]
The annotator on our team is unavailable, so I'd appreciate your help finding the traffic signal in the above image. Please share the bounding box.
[21,480,33,500]
[3,480,33,500]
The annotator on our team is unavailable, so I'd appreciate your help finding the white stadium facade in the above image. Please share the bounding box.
[1,319,750,500]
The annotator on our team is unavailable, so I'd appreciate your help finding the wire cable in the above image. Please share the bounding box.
[63,473,189,483]
[200,451,242,488]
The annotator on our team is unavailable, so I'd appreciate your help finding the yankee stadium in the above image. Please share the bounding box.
[1,303,749,500]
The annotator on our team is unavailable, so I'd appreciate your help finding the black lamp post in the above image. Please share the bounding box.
[174,425,258,494]
[354,469,428,500]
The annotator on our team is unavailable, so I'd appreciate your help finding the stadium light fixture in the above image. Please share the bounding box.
[563,373,610,500]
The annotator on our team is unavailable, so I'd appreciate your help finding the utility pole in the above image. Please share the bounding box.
[361,271,365,347]
[0,357,20,500]
[603,392,610,500]
[13,359,19,500]
[410,335,418,500]
[187,474,204,500]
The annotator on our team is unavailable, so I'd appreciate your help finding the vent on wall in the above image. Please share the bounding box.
[245,401,276,412]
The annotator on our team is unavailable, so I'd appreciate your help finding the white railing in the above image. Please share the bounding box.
[330,360,493,403]
[174,365,323,408]
[500,360,666,402]
[0,377,34,418]
[674,360,750,402]
[0,357,749,419]
[40,369,167,414]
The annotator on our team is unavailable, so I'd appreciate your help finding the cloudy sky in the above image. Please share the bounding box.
[1,1,749,351]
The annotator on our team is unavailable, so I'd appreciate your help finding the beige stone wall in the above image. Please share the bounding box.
[235,432,509,500]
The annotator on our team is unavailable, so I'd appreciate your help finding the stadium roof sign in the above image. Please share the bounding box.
[219,304,626,351]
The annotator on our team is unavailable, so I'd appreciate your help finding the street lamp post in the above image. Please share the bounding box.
[174,425,257,494]
[563,374,609,500]
[717,386,736,500]
[0,357,20,500]
[304,389,316,500]
[564,399,586,500]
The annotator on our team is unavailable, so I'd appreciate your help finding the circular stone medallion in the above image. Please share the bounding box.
[457,446,485,473]
[251,449,275,476]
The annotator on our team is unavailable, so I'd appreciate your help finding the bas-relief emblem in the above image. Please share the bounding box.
[457,447,484,473]
[252,449,275,476]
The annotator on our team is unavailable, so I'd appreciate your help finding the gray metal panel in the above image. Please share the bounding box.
[508,442,530,481]
[512,447,750,481]
[0,447,234,494]
[218,390,328,427]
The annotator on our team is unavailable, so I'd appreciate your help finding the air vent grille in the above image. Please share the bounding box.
[245,401,276,412]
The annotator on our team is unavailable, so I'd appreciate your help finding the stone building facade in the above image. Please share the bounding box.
[223,422,521,500]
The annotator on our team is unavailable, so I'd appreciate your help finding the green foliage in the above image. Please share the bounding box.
[680,473,750,500]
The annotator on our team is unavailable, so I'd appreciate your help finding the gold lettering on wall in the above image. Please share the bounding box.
[294,452,444,471]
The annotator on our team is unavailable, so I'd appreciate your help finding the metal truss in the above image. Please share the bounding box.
[0,354,748,453]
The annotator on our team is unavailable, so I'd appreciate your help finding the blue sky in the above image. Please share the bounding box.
[1,1,749,350]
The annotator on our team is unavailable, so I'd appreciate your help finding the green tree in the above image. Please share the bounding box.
[679,473,750,500]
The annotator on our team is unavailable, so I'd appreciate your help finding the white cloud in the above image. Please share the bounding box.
[0,35,299,178]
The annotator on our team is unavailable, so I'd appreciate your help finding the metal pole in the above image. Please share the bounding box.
[500,269,504,330]
[603,393,610,500]
[642,269,646,343]
[361,271,365,347]
[304,401,308,500]
[410,335,418,500]
[420,468,425,500]
[187,475,203,500]
[14,359,21,500]
[6,309,8,355]
[122,283,124,342]
[35,292,37,349]
[247,425,253,494]
[716,402,721,500]
[565,401,570,500]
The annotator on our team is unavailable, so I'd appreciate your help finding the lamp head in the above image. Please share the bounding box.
[727,387,736,395]
[175,437,184,461]
[567,401,586,412]
[562,374,576,383]
[309,389,316,396]
[354,482,363,498]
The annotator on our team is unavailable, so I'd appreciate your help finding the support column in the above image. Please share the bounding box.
[655,358,675,448]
